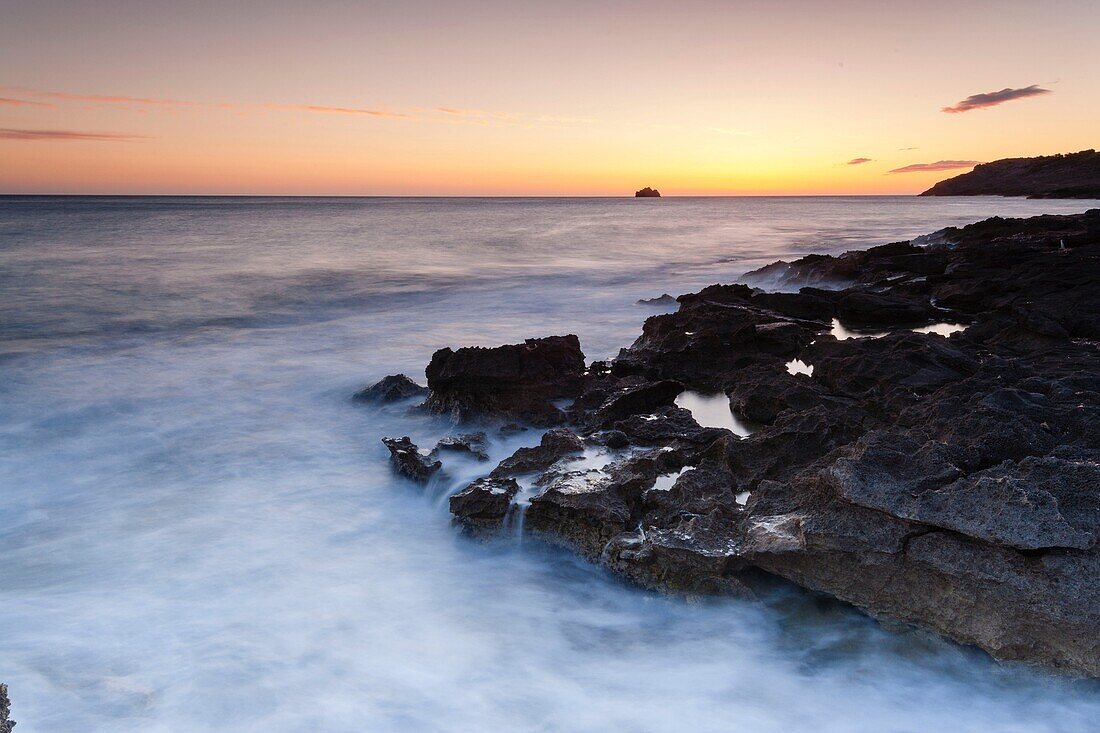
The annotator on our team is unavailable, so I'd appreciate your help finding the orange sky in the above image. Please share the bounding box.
[1,0,1097,195]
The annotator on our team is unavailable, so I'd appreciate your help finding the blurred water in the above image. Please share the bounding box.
[2,195,1099,732]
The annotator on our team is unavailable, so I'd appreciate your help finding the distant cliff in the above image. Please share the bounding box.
[921,150,1100,198]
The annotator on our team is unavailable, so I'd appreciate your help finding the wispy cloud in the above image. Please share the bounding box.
[434,106,590,127]
[3,86,193,108]
[262,103,411,118]
[433,107,514,124]
[0,85,582,129]
[898,146,919,151]
[889,160,980,173]
[0,128,148,141]
[942,85,1050,114]
[3,86,401,116]
[435,107,532,121]
[847,157,872,165]
[0,96,55,108]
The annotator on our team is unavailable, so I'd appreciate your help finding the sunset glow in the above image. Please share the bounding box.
[2,0,1097,195]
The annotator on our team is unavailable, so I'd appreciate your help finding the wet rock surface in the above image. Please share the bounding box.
[636,293,676,306]
[381,436,442,483]
[450,477,520,530]
[431,432,489,461]
[353,374,427,403]
[425,335,586,424]
[613,405,727,446]
[587,379,684,426]
[490,429,585,477]
[610,284,829,390]
[376,208,1100,676]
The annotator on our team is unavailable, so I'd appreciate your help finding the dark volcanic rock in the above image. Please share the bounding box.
[726,363,840,424]
[525,452,665,557]
[431,432,489,461]
[0,683,13,733]
[635,187,661,197]
[604,514,753,597]
[827,435,1098,550]
[724,211,1100,674]
[382,436,442,483]
[921,149,1100,198]
[591,379,684,426]
[425,335,586,424]
[806,332,979,416]
[746,504,1100,677]
[612,285,823,390]
[642,455,740,524]
[407,208,1100,675]
[490,429,585,478]
[637,293,677,306]
[749,290,837,321]
[613,405,727,446]
[353,374,427,403]
[601,429,631,449]
[526,470,635,557]
[835,292,933,326]
[600,444,755,596]
[743,241,953,292]
[450,477,520,529]
[726,404,867,490]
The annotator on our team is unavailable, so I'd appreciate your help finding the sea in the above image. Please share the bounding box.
[2,195,1099,732]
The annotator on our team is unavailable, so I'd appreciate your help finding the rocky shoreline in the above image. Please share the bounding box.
[372,209,1100,676]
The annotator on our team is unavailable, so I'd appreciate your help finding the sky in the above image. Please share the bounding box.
[1,0,1098,195]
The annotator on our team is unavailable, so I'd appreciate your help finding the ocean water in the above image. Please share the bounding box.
[2,195,1099,732]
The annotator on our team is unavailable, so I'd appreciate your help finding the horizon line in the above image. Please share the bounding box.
[0,192,929,198]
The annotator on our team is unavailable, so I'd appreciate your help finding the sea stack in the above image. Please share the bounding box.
[635,187,661,197]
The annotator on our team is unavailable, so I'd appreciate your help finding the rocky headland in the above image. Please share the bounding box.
[635,187,661,198]
[372,208,1100,676]
[922,150,1100,199]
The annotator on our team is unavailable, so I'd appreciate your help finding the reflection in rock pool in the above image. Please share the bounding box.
[675,390,756,438]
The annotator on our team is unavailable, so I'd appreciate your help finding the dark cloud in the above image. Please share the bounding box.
[889,160,981,173]
[847,157,872,165]
[0,128,148,141]
[942,85,1051,113]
